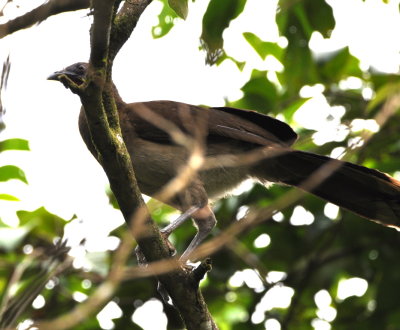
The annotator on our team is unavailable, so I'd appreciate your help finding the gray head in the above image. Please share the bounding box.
[48,62,89,85]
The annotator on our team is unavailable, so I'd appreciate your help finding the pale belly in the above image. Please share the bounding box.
[127,139,251,201]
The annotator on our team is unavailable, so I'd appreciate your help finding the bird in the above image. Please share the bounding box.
[48,62,400,261]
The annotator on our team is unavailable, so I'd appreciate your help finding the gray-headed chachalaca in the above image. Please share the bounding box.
[48,62,400,260]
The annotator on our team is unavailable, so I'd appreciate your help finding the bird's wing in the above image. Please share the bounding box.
[124,101,297,147]
[208,106,297,147]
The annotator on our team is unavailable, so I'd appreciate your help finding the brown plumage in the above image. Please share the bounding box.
[49,62,400,260]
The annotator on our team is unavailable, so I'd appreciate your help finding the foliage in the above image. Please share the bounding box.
[152,0,180,38]
[200,0,247,64]
[168,0,188,19]
[0,138,29,199]
[1,0,400,329]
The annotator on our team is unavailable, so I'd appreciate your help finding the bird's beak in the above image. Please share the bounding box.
[47,70,84,85]
[47,70,64,81]
[47,70,82,81]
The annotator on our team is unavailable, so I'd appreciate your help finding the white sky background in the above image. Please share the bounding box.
[1,0,400,329]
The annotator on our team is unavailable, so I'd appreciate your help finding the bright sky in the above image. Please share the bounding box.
[1,0,400,329]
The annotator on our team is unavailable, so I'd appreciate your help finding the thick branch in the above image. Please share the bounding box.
[108,0,152,61]
[90,0,114,69]
[77,1,217,328]
[0,0,90,39]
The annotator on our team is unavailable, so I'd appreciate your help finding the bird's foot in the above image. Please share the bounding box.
[157,259,211,303]
[161,231,177,257]
[135,232,176,266]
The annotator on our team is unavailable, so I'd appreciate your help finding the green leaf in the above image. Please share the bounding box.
[319,47,362,84]
[214,53,245,70]
[152,0,179,39]
[242,71,277,101]
[0,165,28,184]
[279,40,318,96]
[229,70,278,112]
[0,193,19,201]
[0,138,29,152]
[293,2,314,39]
[276,0,335,95]
[277,0,335,39]
[17,207,69,239]
[168,0,188,19]
[201,0,247,64]
[243,32,283,61]
[370,73,400,91]
[367,81,400,111]
[147,198,177,225]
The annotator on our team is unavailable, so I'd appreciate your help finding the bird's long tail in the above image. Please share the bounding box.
[254,150,400,227]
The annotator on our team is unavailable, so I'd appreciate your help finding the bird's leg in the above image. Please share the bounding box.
[160,206,200,237]
[158,205,215,302]
[136,206,201,265]
[136,205,214,266]
[161,205,217,262]
[180,205,217,262]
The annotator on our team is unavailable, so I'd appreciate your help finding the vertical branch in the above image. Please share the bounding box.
[71,1,218,328]
[108,0,153,62]
[85,0,174,266]
[89,0,114,68]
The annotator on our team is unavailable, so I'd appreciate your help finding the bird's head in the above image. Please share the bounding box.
[48,62,88,86]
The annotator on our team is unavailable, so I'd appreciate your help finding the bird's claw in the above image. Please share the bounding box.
[161,231,177,257]
[134,233,176,266]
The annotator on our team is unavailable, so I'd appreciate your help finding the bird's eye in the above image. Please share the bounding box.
[77,65,85,72]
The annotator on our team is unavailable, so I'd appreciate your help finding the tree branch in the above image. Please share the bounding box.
[0,0,90,39]
[108,0,152,62]
[62,1,218,328]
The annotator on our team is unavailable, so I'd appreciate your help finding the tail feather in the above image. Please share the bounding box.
[256,150,400,227]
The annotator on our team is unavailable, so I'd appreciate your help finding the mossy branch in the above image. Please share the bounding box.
[59,0,218,328]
